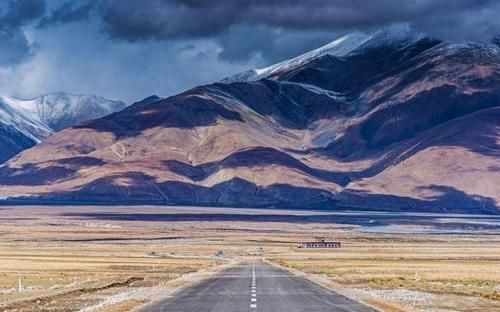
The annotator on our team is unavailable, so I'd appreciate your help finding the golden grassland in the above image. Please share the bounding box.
[0,205,499,311]
[0,242,217,311]
[268,241,500,309]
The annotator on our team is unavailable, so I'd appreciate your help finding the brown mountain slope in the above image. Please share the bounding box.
[339,107,500,212]
[0,32,499,213]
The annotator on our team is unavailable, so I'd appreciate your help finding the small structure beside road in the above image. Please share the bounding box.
[215,250,224,257]
[297,237,341,248]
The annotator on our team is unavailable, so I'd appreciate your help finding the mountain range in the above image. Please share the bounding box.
[0,93,126,163]
[0,26,499,213]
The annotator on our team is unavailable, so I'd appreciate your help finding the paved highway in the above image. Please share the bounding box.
[141,261,375,312]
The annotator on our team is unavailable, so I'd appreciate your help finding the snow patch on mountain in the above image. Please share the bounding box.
[222,32,372,83]
[222,24,425,83]
[277,81,344,101]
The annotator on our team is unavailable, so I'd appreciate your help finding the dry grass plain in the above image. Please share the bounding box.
[0,205,499,312]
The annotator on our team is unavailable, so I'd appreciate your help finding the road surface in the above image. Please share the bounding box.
[141,261,375,312]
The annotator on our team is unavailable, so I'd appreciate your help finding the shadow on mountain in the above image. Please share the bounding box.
[50,157,105,166]
[0,157,104,186]
[164,147,351,186]
[277,38,440,94]
[324,86,500,159]
[489,165,500,172]
[215,80,351,129]
[74,90,244,138]
[361,87,500,150]
[283,106,500,183]
[6,172,336,209]
[0,126,39,164]
[4,169,497,214]
[66,42,442,135]
[358,106,499,177]
[339,185,498,214]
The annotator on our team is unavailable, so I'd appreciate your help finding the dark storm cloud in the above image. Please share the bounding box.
[1,0,45,28]
[2,0,500,103]
[101,0,238,40]
[0,29,33,66]
[99,0,500,42]
[93,0,500,63]
[0,0,45,66]
[215,25,277,63]
[215,24,335,63]
[38,1,96,28]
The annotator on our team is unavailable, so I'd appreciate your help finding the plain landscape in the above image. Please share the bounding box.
[0,205,499,312]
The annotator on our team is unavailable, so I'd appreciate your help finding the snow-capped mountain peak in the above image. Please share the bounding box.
[0,96,52,143]
[0,92,127,163]
[0,96,53,163]
[222,31,372,83]
[364,23,424,47]
[11,92,126,131]
[222,24,425,83]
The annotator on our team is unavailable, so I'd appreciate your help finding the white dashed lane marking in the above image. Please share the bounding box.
[250,262,257,309]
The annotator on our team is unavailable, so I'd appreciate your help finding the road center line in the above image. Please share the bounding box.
[251,262,257,309]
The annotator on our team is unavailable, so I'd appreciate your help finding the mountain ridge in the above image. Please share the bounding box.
[9,92,126,131]
[0,28,498,213]
[0,92,126,163]
[222,24,427,84]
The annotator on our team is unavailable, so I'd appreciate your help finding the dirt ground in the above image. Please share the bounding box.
[0,205,499,312]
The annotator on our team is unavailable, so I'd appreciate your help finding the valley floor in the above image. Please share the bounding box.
[0,205,499,312]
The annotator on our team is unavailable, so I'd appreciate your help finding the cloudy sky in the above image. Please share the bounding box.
[0,0,499,103]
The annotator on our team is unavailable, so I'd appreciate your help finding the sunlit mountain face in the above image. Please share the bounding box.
[0,26,499,213]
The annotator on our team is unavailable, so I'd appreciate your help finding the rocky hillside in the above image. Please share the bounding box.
[0,28,498,213]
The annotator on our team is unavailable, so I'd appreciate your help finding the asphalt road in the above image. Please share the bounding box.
[141,261,376,312]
